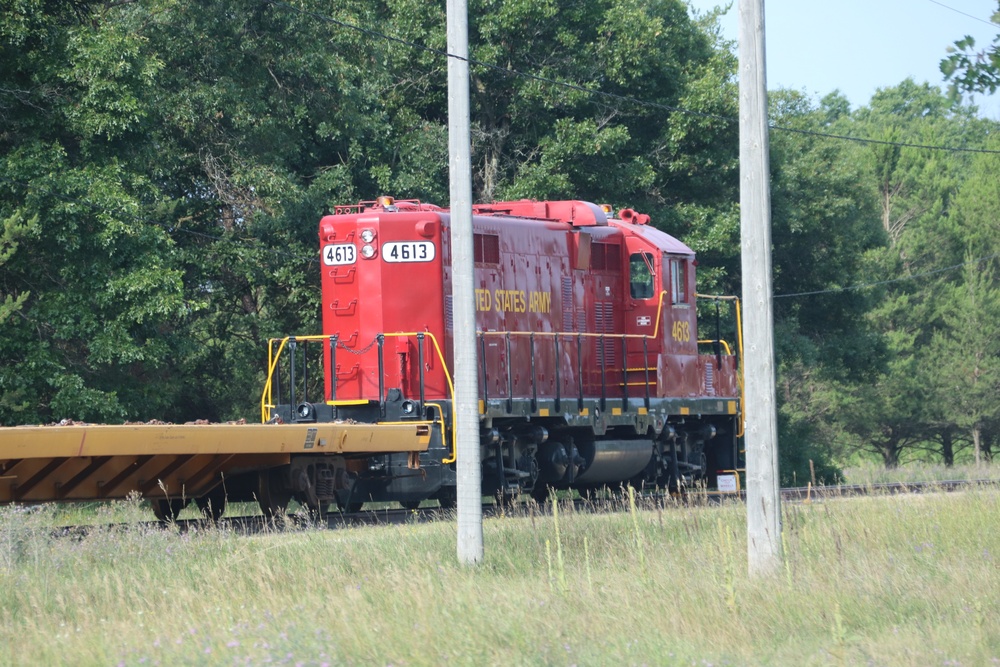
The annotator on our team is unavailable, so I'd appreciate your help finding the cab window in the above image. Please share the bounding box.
[629,253,654,299]
[670,258,687,304]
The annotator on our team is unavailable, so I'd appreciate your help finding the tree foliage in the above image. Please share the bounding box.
[0,0,739,424]
[817,83,1000,467]
[941,2,1000,96]
[1,0,999,479]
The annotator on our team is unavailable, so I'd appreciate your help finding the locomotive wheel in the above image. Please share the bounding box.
[257,469,292,525]
[339,501,364,513]
[306,501,331,522]
[435,491,456,510]
[530,484,554,504]
[151,498,189,522]
[195,484,228,522]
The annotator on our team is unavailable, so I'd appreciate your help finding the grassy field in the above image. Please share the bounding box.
[841,461,1000,486]
[1,484,998,666]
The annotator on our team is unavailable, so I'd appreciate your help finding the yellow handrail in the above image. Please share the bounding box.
[695,294,745,437]
[260,332,459,462]
[261,334,333,423]
[474,292,744,436]
[716,469,744,493]
[261,292,744,464]
[698,339,734,356]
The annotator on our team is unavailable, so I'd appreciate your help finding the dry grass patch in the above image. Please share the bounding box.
[0,489,997,665]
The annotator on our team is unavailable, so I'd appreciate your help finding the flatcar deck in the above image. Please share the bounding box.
[0,421,432,504]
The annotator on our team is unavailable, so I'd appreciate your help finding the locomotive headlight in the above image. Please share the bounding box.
[361,244,376,259]
[360,228,376,243]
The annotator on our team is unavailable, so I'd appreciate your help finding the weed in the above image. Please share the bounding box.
[0,479,998,666]
[628,485,645,570]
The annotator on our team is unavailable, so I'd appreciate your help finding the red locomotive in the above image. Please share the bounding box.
[261,197,742,513]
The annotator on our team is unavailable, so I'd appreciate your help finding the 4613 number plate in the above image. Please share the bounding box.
[382,241,435,263]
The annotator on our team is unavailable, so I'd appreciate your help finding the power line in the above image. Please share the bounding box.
[4,2,996,292]
[927,0,999,28]
[262,0,722,122]
[7,176,988,302]
[775,251,1000,299]
[264,0,1000,155]
[772,123,1000,154]
[259,1,1000,301]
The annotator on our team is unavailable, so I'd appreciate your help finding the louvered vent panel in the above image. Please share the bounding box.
[606,247,622,272]
[591,243,621,272]
[595,301,615,367]
[591,243,606,271]
[445,295,454,331]
[561,277,574,332]
[473,234,500,264]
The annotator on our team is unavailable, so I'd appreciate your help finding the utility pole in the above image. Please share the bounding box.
[738,0,782,576]
[447,0,483,565]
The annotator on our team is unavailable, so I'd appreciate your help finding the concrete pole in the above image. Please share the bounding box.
[738,0,782,577]
[447,0,483,565]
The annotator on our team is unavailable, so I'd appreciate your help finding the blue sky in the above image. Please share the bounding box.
[686,0,1000,118]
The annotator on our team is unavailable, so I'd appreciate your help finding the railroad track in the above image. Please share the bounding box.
[777,478,1000,501]
[41,477,1000,537]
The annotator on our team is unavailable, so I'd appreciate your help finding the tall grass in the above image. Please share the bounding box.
[0,488,998,665]
[842,460,1000,486]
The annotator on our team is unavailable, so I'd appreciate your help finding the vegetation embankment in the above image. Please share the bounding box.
[1,485,998,666]
[3,2,1000,481]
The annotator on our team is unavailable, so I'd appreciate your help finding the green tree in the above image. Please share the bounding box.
[926,137,1000,463]
[929,259,1000,464]
[1,1,187,422]
[377,0,741,223]
[941,2,1000,96]
[834,82,1000,467]
[0,0,396,422]
[0,213,30,323]
[761,90,886,481]
[0,0,744,425]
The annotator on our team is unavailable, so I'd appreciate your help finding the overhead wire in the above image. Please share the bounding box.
[766,123,1000,154]
[262,0,1000,299]
[5,1,998,297]
[926,0,999,28]
[774,252,1000,299]
[263,0,1000,155]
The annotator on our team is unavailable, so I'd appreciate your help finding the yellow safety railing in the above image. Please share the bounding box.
[474,329,657,412]
[698,339,733,356]
[260,332,459,463]
[695,294,745,437]
[260,292,743,464]
[475,292,743,425]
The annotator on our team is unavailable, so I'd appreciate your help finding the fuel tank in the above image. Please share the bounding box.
[574,438,654,484]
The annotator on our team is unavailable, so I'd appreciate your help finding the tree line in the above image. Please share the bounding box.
[2,0,999,481]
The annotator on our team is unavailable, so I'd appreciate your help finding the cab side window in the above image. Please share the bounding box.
[629,253,654,299]
[670,258,687,304]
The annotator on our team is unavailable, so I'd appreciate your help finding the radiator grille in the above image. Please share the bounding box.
[595,301,615,367]
[561,277,574,332]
